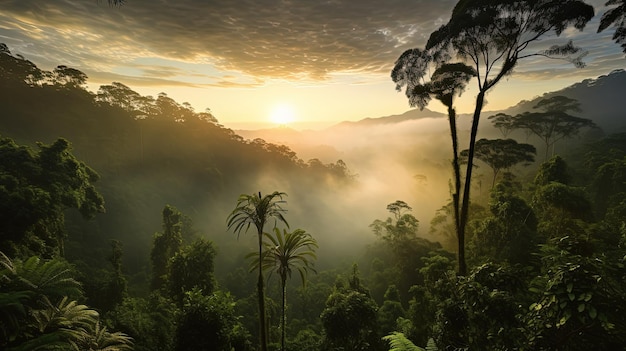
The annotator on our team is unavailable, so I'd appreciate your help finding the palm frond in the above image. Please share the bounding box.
[69,320,133,351]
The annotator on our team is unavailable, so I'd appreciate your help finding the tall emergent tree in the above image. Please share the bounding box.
[252,227,318,351]
[392,59,475,268]
[227,191,288,351]
[392,0,594,275]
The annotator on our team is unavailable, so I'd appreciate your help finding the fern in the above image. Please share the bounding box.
[425,338,438,351]
[382,332,425,351]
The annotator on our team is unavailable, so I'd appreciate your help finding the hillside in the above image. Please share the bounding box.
[0,45,358,278]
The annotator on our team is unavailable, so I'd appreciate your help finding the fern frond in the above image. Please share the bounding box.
[382,332,425,351]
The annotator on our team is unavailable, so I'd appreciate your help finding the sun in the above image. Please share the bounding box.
[269,104,296,126]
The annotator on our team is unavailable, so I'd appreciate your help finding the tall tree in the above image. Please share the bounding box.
[460,138,536,188]
[227,191,289,351]
[252,227,317,351]
[392,0,594,275]
[512,96,596,160]
[392,59,475,271]
[150,205,184,291]
[598,0,626,54]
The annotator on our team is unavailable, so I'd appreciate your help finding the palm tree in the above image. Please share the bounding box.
[227,191,288,351]
[250,228,318,351]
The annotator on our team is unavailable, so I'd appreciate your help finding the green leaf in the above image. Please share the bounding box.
[577,303,585,312]
[566,282,573,293]
[589,306,597,319]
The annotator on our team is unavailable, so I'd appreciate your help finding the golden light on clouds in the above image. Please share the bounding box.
[0,0,622,127]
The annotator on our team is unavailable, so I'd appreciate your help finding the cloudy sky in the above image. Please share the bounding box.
[0,0,623,128]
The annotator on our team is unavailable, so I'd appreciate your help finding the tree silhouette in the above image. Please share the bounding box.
[512,96,596,160]
[598,0,626,54]
[392,59,475,273]
[461,139,536,188]
[251,227,318,351]
[488,113,517,138]
[227,191,288,351]
[392,0,594,275]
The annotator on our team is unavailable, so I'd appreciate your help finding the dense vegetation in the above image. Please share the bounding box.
[2,6,626,348]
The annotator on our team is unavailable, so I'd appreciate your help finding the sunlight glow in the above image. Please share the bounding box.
[269,104,296,125]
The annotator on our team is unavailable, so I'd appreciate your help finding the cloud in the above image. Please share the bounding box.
[0,0,457,81]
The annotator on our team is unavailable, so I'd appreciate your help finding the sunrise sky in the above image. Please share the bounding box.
[0,0,623,129]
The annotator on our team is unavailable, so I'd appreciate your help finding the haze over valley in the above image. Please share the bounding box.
[2,1,626,349]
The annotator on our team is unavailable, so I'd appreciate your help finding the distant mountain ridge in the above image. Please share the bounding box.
[333,107,446,128]
[238,70,625,137]
[492,69,626,132]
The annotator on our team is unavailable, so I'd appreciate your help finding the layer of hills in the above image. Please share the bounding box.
[238,68,626,143]
[1,42,625,286]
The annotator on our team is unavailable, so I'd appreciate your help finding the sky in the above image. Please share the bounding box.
[0,0,624,129]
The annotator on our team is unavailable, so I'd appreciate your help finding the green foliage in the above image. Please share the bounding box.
[174,289,245,351]
[0,137,105,257]
[150,205,184,291]
[535,155,571,186]
[525,237,626,349]
[430,264,527,351]
[378,286,406,336]
[470,189,538,264]
[0,252,132,351]
[168,238,217,305]
[382,332,425,351]
[105,294,176,351]
[321,288,380,351]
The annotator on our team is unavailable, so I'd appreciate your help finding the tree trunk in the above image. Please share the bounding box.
[258,232,268,351]
[447,106,462,261]
[458,90,486,276]
[281,276,287,351]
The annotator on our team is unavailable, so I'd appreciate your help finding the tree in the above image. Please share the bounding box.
[174,289,242,351]
[392,58,475,276]
[0,137,105,257]
[392,0,594,275]
[470,187,538,264]
[168,238,217,305]
[460,138,536,188]
[370,200,420,243]
[378,286,406,336]
[252,227,317,351]
[598,0,626,54]
[150,205,184,291]
[227,191,289,351]
[512,96,596,160]
[320,267,381,351]
[51,65,88,89]
[488,113,517,138]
